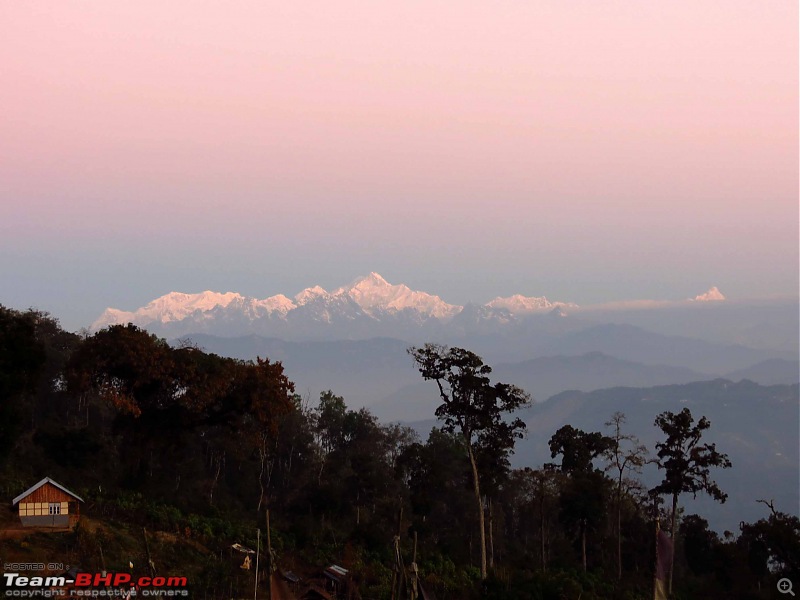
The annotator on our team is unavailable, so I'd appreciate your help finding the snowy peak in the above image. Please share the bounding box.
[294,286,330,305]
[90,273,578,333]
[147,291,243,316]
[487,294,578,315]
[349,272,389,288]
[335,272,461,319]
[92,307,137,330]
[692,287,726,302]
[333,272,392,300]
[88,276,745,340]
[255,294,296,314]
[91,290,243,330]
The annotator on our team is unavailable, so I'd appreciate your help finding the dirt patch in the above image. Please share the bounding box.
[0,524,73,540]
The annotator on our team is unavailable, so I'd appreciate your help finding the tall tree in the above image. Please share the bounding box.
[510,466,561,572]
[603,412,649,580]
[739,500,800,586]
[0,306,47,462]
[398,427,473,558]
[228,357,295,510]
[653,408,732,594]
[66,324,177,417]
[408,344,529,579]
[315,390,347,456]
[548,425,613,571]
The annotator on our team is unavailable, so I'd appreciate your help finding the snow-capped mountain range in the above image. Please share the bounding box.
[91,272,578,338]
[91,274,725,341]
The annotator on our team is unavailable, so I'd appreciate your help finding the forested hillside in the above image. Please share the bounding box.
[1,305,798,599]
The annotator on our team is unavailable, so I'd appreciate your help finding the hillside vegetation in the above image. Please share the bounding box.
[1,305,797,599]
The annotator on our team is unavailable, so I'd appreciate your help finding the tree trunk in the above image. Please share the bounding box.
[257,441,266,513]
[669,493,678,595]
[209,451,224,506]
[581,522,587,572]
[488,499,495,570]
[617,473,623,581]
[540,492,547,572]
[467,443,487,579]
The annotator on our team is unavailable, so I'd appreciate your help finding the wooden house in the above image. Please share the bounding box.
[12,477,83,528]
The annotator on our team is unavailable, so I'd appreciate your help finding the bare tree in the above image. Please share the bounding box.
[603,412,649,580]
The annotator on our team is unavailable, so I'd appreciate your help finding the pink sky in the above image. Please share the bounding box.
[0,1,797,329]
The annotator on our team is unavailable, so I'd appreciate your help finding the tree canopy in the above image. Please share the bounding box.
[409,343,530,579]
[0,311,791,600]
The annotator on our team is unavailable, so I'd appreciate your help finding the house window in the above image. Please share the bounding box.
[49,503,61,515]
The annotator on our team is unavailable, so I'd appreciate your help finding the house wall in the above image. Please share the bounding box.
[20,515,71,527]
[19,483,75,504]
[17,482,80,528]
[18,501,69,516]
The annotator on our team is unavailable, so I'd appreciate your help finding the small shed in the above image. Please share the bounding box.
[12,477,83,528]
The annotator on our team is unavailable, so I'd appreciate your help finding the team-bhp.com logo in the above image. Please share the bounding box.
[4,572,188,596]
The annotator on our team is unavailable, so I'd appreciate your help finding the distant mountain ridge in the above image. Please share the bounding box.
[537,323,785,374]
[177,332,796,422]
[91,273,724,340]
[89,273,585,339]
[724,358,800,386]
[371,351,708,421]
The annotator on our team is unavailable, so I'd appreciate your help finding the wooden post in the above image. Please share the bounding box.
[266,510,272,571]
[254,528,260,600]
[390,507,403,600]
[390,553,397,600]
[396,508,406,599]
[410,531,419,600]
[142,528,156,577]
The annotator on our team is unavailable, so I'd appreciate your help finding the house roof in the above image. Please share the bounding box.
[12,477,84,505]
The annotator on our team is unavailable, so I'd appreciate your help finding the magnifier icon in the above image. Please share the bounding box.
[778,578,795,596]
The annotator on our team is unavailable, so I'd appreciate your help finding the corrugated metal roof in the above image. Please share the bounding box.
[231,543,256,554]
[327,564,348,576]
[12,477,84,505]
[282,570,301,583]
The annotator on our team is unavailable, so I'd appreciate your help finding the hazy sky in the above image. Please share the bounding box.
[1,1,797,330]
